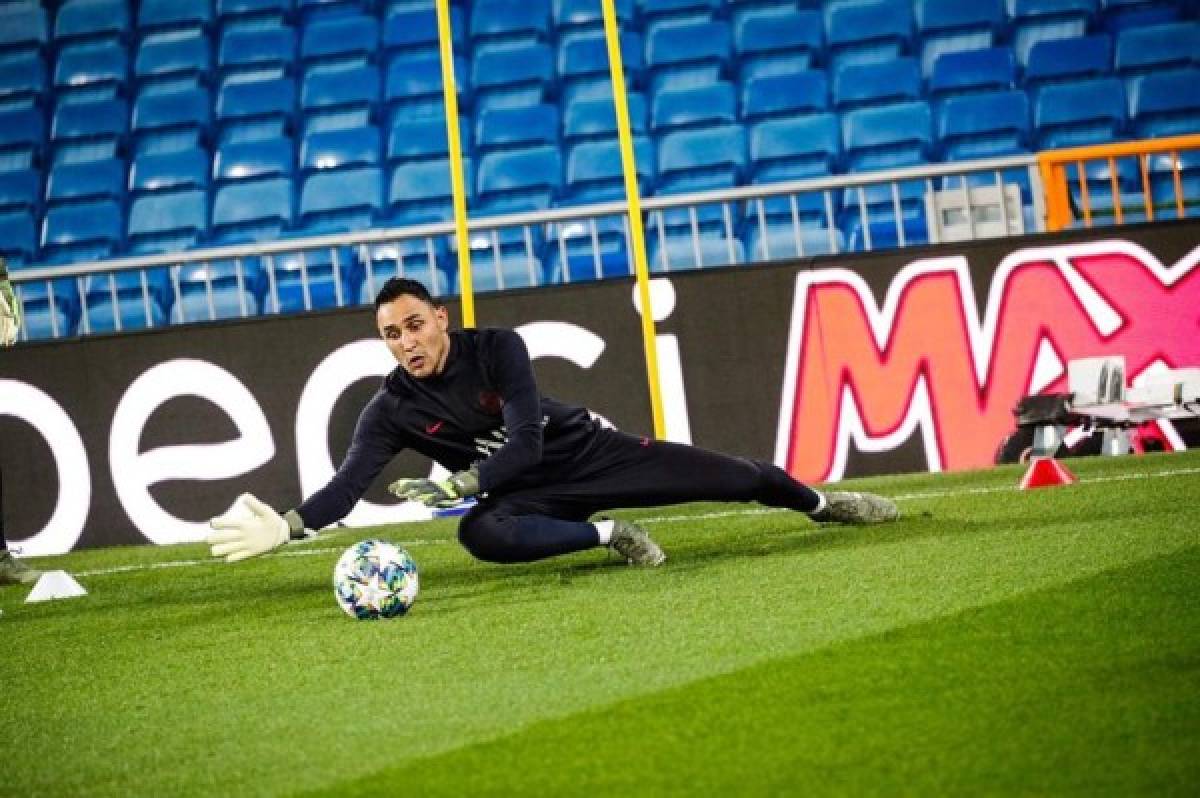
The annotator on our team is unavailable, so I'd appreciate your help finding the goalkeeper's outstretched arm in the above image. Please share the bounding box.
[206,391,406,562]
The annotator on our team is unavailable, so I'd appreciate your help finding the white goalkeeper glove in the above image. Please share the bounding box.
[207,493,295,563]
[0,277,20,347]
[388,467,480,509]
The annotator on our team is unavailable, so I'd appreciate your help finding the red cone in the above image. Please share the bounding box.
[1019,456,1077,489]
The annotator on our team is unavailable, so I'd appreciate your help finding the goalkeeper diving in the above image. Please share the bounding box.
[208,278,898,567]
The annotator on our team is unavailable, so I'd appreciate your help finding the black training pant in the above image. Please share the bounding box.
[457,429,820,563]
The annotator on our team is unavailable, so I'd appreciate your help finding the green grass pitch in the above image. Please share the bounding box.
[3,451,1199,796]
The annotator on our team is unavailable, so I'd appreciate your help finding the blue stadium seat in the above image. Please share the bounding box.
[734,9,823,81]
[53,0,130,45]
[387,157,474,225]
[130,149,209,195]
[79,266,172,333]
[743,224,844,263]
[132,87,211,154]
[657,124,747,196]
[385,54,469,119]
[383,4,465,58]
[0,168,39,213]
[749,113,841,185]
[138,0,214,34]
[843,206,929,252]
[472,43,555,113]
[211,177,293,243]
[51,97,127,164]
[137,31,212,94]
[300,13,378,70]
[476,104,558,153]
[0,108,45,168]
[555,139,652,281]
[825,0,914,70]
[300,125,380,172]
[645,20,733,93]
[1024,34,1111,88]
[214,137,294,184]
[296,0,362,22]
[0,212,38,264]
[741,71,827,123]
[1100,0,1184,31]
[462,250,546,293]
[833,58,921,111]
[216,77,295,144]
[53,40,128,104]
[1033,77,1127,148]
[360,249,451,304]
[841,101,934,172]
[641,0,722,32]
[914,0,1004,77]
[746,113,841,231]
[469,0,551,53]
[127,189,208,254]
[1011,0,1098,66]
[1054,156,1139,224]
[476,145,562,215]
[563,93,647,144]
[219,27,295,81]
[171,259,265,323]
[647,233,744,273]
[565,136,654,204]
[1129,68,1200,138]
[13,270,79,340]
[300,64,379,133]
[927,47,1015,99]
[553,0,634,35]
[0,4,47,56]
[937,90,1031,160]
[217,0,293,30]
[46,158,124,205]
[1146,149,1200,216]
[546,213,635,284]
[556,31,643,105]
[0,51,46,108]
[298,166,382,232]
[264,244,361,312]
[387,113,469,164]
[654,124,747,235]
[1114,21,1200,78]
[41,199,122,262]
[652,82,736,133]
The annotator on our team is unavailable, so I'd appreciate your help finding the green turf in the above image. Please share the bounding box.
[2,452,1198,796]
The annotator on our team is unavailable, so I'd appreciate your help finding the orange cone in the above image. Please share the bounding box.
[1019,456,1077,489]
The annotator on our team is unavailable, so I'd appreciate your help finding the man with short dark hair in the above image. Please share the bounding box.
[0,256,43,585]
[207,278,899,567]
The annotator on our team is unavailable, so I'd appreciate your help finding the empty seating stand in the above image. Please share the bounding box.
[3,0,1200,339]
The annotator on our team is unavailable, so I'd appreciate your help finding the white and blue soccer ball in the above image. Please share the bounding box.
[333,540,419,620]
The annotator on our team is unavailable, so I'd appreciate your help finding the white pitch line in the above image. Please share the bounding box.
[73,539,449,578]
[65,466,1200,579]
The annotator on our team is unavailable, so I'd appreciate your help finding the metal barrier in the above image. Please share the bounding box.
[9,154,1045,342]
[1037,133,1200,232]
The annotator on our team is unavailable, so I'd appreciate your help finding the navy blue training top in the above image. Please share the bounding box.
[295,328,602,529]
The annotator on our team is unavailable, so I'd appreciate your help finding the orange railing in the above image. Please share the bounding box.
[1037,134,1200,232]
